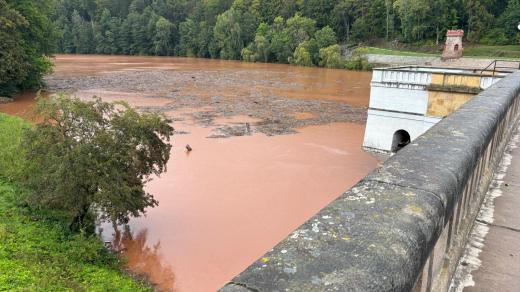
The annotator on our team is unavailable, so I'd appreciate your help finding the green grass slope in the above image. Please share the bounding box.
[464,45,520,59]
[0,113,151,291]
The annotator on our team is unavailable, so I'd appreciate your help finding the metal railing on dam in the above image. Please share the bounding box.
[220,71,520,292]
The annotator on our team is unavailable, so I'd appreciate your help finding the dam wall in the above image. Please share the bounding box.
[363,66,506,152]
[220,71,520,291]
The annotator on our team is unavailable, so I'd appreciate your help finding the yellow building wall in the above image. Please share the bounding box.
[427,91,474,117]
[431,74,481,89]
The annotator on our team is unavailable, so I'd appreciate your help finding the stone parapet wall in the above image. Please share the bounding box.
[220,71,520,292]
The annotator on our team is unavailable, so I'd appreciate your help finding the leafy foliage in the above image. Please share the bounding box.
[0,0,55,97]
[345,47,373,70]
[0,114,30,181]
[22,95,174,232]
[0,113,151,291]
[319,44,343,68]
[0,181,152,291]
[290,44,313,66]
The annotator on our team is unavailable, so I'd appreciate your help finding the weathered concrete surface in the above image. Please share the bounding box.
[368,54,520,71]
[223,181,445,291]
[366,71,520,220]
[220,71,520,292]
[469,228,520,292]
[459,126,520,292]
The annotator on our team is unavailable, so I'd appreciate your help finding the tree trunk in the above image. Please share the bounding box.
[386,0,390,40]
[436,25,439,45]
[69,204,90,232]
[344,17,350,44]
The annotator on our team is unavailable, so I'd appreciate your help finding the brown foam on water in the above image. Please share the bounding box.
[212,115,262,125]
[293,112,316,120]
[74,89,172,108]
[50,54,372,108]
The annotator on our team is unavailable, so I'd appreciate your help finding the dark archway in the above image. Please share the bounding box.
[454,44,459,51]
[392,130,411,152]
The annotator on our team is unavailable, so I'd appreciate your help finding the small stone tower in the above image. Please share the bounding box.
[442,30,464,60]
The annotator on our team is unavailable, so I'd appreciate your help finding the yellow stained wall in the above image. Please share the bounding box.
[427,91,474,117]
[431,73,481,89]
[427,73,482,117]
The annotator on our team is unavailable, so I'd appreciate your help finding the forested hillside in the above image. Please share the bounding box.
[52,0,520,63]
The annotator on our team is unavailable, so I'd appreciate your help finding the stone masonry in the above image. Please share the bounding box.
[442,30,464,60]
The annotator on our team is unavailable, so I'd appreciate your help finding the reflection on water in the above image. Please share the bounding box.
[2,55,378,292]
[100,120,377,291]
[110,226,175,291]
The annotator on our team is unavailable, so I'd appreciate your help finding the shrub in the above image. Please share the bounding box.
[22,95,174,232]
[241,47,256,62]
[290,44,313,66]
[345,47,373,71]
[319,44,343,68]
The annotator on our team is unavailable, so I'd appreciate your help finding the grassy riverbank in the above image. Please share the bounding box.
[0,113,151,291]
[464,45,520,59]
[366,47,437,57]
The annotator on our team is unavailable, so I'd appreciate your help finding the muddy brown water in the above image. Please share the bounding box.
[1,55,378,292]
[0,91,41,117]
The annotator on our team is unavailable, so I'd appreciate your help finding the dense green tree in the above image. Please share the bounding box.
[70,10,95,53]
[500,0,520,40]
[214,8,244,59]
[333,0,358,43]
[265,14,317,63]
[213,1,259,59]
[301,0,335,28]
[0,0,29,97]
[195,21,215,57]
[430,0,454,44]
[257,0,297,23]
[345,47,371,70]
[154,17,174,55]
[314,26,337,50]
[177,18,197,56]
[319,44,343,68]
[94,9,112,53]
[464,0,493,42]
[286,13,316,45]
[241,27,271,62]
[0,0,56,97]
[291,44,313,66]
[394,0,432,42]
[258,0,282,23]
[268,17,293,63]
[23,95,174,232]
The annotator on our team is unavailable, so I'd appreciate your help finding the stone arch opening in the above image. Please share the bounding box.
[454,44,459,51]
[392,130,411,152]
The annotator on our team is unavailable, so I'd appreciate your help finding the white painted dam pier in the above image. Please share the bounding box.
[363,66,507,152]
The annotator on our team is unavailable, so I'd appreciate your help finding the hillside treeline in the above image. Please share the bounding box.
[53,0,520,62]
